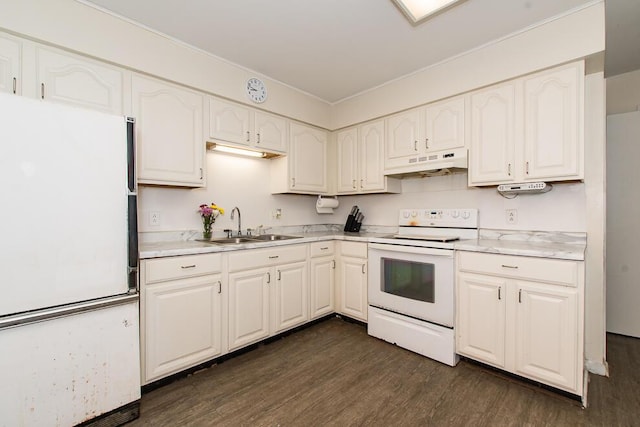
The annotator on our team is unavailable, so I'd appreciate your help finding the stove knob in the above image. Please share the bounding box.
[402,211,410,219]
[411,211,417,218]
[451,210,460,218]
[461,211,470,219]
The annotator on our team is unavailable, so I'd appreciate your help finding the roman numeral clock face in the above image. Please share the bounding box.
[246,78,267,103]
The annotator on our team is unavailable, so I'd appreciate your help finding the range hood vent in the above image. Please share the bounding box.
[384,148,467,178]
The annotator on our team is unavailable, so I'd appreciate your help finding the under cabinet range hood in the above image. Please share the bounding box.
[384,148,468,178]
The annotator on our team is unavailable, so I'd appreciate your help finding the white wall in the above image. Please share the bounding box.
[330,2,605,129]
[0,0,331,128]
[139,152,322,234]
[140,160,587,235]
[607,69,640,115]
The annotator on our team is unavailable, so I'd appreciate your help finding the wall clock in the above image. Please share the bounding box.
[246,77,267,103]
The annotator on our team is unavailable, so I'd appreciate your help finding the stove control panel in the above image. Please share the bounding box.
[399,208,478,228]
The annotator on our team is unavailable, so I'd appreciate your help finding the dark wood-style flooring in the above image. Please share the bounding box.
[128,317,640,426]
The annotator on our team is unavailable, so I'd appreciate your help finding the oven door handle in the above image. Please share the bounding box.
[368,243,454,258]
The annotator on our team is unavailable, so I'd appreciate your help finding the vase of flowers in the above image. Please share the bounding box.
[198,203,224,240]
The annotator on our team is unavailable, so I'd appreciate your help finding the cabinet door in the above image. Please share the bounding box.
[289,122,328,193]
[310,256,335,319]
[254,111,287,153]
[143,275,223,383]
[514,280,579,392]
[359,119,386,192]
[469,83,516,185]
[424,96,465,152]
[456,272,506,368]
[523,63,583,181]
[336,127,359,194]
[228,267,270,351]
[208,97,251,146]
[132,74,205,187]
[339,256,367,321]
[36,46,123,114]
[273,261,308,333]
[385,108,422,169]
[0,34,20,95]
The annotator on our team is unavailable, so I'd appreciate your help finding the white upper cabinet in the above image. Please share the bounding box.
[209,97,287,154]
[337,120,400,194]
[132,73,205,187]
[336,127,359,193]
[385,95,466,172]
[0,34,21,95]
[36,45,124,115]
[469,82,517,185]
[254,110,288,153]
[469,61,584,186]
[424,96,466,152]
[271,122,328,194]
[209,97,250,145]
[522,63,583,181]
[385,107,423,170]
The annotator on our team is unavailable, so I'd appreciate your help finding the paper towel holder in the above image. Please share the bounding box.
[316,195,339,214]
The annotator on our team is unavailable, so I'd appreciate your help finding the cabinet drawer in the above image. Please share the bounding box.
[144,253,222,284]
[457,251,579,287]
[310,241,335,257]
[340,241,367,258]
[228,244,307,272]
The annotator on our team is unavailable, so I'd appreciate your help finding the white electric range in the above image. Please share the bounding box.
[367,208,478,366]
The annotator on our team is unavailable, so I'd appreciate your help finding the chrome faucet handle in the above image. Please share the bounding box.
[224,229,232,238]
[246,228,252,236]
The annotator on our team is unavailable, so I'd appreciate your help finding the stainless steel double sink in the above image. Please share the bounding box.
[202,234,302,245]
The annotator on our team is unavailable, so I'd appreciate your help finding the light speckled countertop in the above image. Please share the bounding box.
[139,227,586,261]
[139,231,390,259]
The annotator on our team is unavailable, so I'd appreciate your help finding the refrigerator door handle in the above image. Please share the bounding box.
[0,293,139,331]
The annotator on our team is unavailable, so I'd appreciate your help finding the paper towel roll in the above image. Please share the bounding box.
[316,196,339,213]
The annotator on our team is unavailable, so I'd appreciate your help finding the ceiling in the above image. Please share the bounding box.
[82,0,638,104]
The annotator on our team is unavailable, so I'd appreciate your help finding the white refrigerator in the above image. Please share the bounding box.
[0,94,141,426]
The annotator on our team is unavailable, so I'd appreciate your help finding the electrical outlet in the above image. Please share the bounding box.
[273,208,282,220]
[149,211,161,226]
[506,209,518,224]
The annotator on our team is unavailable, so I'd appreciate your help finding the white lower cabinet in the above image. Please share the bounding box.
[456,251,584,395]
[336,241,368,322]
[141,253,224,385]
[227,244,308,352]
[309,241,336,319]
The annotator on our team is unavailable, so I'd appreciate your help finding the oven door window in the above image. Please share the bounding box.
[381,257,434,303]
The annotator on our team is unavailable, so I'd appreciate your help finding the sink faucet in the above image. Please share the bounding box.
[230,207,241,236]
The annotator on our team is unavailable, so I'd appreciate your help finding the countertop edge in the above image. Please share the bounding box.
[140,233,586,261]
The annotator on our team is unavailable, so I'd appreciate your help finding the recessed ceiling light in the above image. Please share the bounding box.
[392,0,465,25]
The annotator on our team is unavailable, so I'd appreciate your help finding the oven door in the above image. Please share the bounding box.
[368,243,454,327]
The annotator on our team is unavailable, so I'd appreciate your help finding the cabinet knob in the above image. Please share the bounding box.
[246,131,250,142]
[425,138,429,149]
[13,77,17,94]
[41,83,45,99]
[414,140,418,151]
[257,133,261,144]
